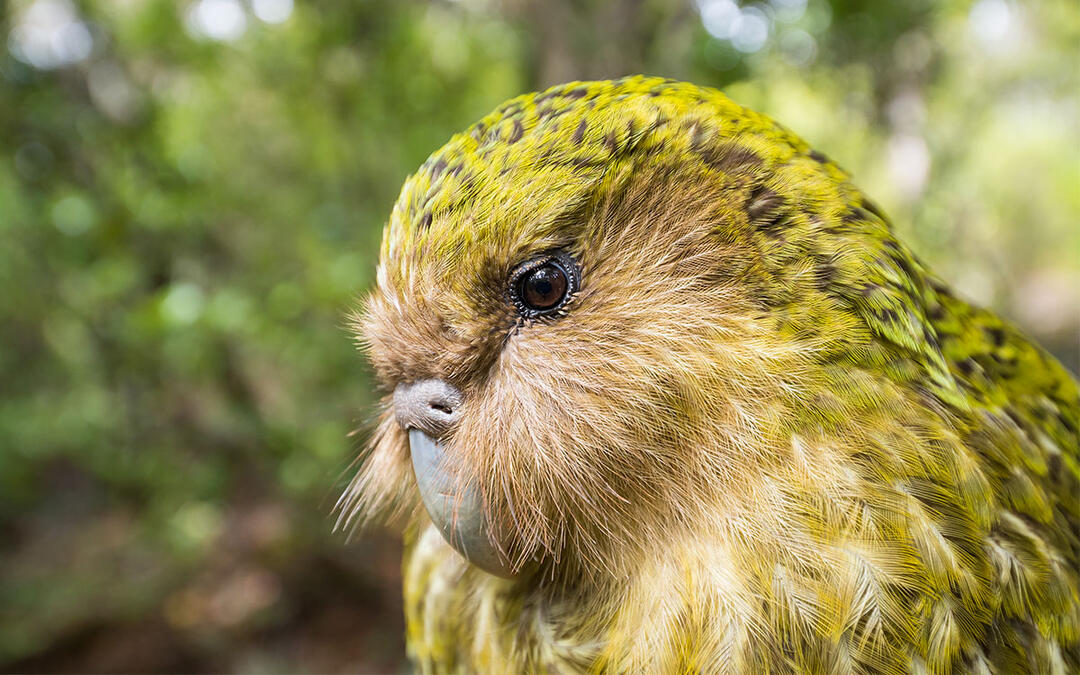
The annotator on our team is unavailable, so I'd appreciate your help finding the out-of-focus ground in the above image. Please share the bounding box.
[1,0,1077,672]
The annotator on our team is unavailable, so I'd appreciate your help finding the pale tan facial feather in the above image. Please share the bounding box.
[345,166,835,580]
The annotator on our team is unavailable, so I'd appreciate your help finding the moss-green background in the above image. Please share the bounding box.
[2,0,1077,671]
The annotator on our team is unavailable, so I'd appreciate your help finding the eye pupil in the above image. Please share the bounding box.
[520,263,569,312]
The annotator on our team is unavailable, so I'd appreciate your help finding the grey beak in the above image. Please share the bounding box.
[394,380,517,578]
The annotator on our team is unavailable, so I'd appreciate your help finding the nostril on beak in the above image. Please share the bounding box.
[393,379,464,437]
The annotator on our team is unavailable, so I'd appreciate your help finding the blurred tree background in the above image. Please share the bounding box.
[1,0,1076,671]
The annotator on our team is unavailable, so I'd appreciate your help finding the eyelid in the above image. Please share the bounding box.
[510,255,557,280]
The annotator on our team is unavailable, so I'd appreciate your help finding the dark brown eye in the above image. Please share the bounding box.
[509,254,578,318]
[522,264,567,309]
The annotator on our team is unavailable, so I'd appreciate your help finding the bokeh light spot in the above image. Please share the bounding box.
[699,0,741,40]
[251,0,293,24]
[887,133,931,200]
[731,6,770,54]
[185,0,248,42]
[161,283,206,326]
[7,0,93,70]
[779,28,817,66]
[51,194,98,236]
[969,0,1012,45]
[771,0,807,24]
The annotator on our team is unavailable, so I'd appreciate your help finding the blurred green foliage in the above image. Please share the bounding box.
[1,0,1076,671]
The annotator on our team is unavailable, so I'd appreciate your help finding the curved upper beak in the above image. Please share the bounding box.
[394,379,517,578]
[407,429,517,578]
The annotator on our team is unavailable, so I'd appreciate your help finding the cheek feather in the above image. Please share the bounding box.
[444,287,823,576]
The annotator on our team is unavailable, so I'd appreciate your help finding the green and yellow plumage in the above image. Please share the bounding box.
[344,76,1079,673]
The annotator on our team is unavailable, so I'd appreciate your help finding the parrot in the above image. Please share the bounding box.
[337,76,1079,674]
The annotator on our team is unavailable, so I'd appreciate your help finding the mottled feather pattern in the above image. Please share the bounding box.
[341,77,1080,673]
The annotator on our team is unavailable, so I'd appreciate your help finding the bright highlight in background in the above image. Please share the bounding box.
[969,0,1012,43]
[185,0,248,42]
[252,0,294,24]
[7,0,92,69]
[696,0,818,62]
[184,0,294,42]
